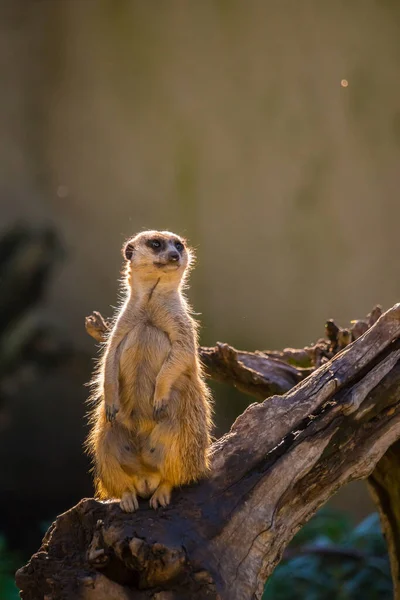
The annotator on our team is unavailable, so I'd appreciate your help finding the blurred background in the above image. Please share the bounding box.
[1,1,400,598]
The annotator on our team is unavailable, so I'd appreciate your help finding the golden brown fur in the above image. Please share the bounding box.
[86,230,212,511]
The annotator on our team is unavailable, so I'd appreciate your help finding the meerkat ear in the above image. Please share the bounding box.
[123,242,134,261]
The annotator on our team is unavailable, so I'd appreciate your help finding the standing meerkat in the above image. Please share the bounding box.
[86,230,212,512]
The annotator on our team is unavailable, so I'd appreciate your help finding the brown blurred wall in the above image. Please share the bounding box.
[1,0,400,521]
[2,0,400,351]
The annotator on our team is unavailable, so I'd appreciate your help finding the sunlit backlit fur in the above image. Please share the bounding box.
[85,230,213,511]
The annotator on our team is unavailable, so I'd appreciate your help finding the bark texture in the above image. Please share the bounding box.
[16,304,400,600]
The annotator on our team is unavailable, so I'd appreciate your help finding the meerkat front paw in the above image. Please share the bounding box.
[105,403,119,424]
[120,491,139,512]
[149,482,172,509]
[85,311,109,342]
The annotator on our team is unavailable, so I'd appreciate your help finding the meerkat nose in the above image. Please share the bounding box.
[168,251,180,262]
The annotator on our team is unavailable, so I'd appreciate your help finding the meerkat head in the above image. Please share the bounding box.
[122,230,192,287]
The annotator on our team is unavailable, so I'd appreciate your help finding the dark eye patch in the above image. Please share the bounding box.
[146,238,165,252]
[175,240,184,252]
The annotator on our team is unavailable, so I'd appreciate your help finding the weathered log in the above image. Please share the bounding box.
[15,303,400,599]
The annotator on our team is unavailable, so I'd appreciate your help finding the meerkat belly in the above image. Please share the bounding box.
[118,321,171,420]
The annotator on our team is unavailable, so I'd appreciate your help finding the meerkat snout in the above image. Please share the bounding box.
[153,242,183,269]
[167,250,180,262]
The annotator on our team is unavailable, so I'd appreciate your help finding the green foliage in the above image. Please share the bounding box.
[0,534,22,600]
[263,510,392,600]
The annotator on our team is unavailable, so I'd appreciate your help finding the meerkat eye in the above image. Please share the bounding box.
[175,241,184,252]
[149,239,161,249]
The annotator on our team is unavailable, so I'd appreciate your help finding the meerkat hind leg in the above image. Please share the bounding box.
[149,481,172,509]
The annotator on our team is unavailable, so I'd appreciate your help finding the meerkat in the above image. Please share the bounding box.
[86,230,212,512]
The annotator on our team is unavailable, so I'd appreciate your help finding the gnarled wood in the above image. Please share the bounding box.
[16,304,400,599]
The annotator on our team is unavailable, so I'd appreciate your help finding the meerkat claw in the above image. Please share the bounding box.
[150,483,172,509]
[106,404,119,424]
[120,491,139,512]
[153,402,167,422]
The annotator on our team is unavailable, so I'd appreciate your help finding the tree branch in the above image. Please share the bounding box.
[16,304,400,599]
[84,307,382,400]
[85,311,309,399]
